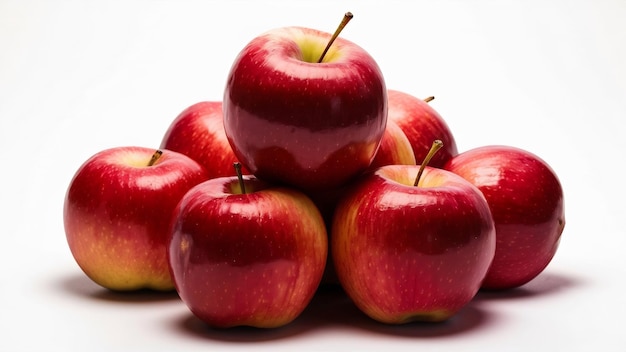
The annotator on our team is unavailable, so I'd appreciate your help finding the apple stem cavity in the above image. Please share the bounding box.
[234,162,246,194]
[318,12,354,63]
[147,150,163,166]
[423,96,435,103]
[413,140,443,187]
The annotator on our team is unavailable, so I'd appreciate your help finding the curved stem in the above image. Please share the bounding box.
[318,12,353,63]
[147,150,163,166]
[423,96,435,103]
[233,162,246,194]
[413,140,443,187]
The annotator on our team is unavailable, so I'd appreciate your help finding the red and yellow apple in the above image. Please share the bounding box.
[388,90,457,167]
[332,161,495,323]
[369,119,416,170]
[160,101,249,179]
[64,147,208,291]
[223,23,387,191]
[168,172,328,328]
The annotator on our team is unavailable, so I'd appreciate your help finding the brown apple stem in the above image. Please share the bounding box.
[423,96,435,103]
[147,150,163,166]
[233,162,246,194]
[318,12,353,63]
[413,140,443,187]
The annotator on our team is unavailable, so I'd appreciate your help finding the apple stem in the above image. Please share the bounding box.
[413,140,443,187]
[318,12,353,63]
[147,150,163,166]
[423,96,435,103]
[234,162,246,194]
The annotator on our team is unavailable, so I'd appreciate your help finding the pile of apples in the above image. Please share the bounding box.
[63,13,565,329]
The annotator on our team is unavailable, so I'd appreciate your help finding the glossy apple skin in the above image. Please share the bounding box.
[444,145,565,290]
[387,89,458,167]
[316,121,415,286]
[223,26,387,191]
[332,165,495,323]
[64,147,209,291]
[168,176,328,328]
[369,119,416,170]
[160,101,249,179]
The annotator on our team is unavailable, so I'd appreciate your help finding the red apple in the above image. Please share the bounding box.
[387,89,457,167]
[332,162,495,324]
[64,147,209,291]
[168,172,328,328]
[369,119,416,170]
[160,101,249,179]
[315,120,415,286]
[223,21,387,191]
[444,145,565,290]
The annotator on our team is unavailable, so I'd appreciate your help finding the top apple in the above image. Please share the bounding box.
[223,26,387,191]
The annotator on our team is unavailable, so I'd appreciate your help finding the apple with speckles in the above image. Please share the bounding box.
[368,119,416,170]
[314,119,415,286]
[332,142,495,323]
[387,90,457,167]
[63,147,208,291]
[161,101,249,179]
[444,145,565,289]
[223,13,387,191]
[168,167,328,328]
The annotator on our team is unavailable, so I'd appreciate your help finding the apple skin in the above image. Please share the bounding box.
[168,175,328,328]
[316,121,415,286]
[444,145,565,290]
[63,147,209,291]
[223,26,387,191]
[315,118,422,285]
[387,89,458,168]
[332,165,495,323]
[160,101,249,179]
[369,119,416,170]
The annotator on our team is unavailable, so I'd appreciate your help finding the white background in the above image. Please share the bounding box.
[1,0,625,351]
